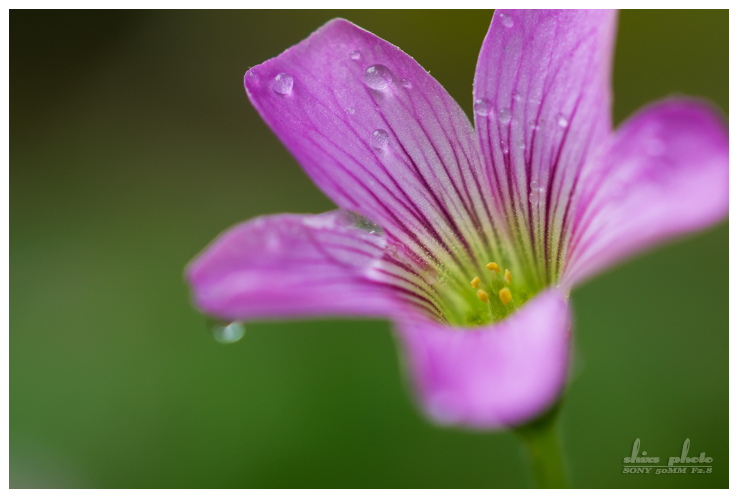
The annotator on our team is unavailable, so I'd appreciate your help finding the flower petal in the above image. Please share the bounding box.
[563,99,728,286]
[395,289,571,429]
[474,10,617,284]
[244,18,504,285]
[186,211,428,321]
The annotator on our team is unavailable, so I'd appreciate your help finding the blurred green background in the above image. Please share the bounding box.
[10,10,727,488]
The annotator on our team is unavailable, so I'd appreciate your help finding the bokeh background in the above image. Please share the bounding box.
[10,10,728,488]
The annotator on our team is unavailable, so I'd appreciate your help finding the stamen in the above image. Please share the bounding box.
[499,287,513,305]
[486,262,501,274]
[477,289,489,303]
[470,276,481,288]
[504,269,512,285]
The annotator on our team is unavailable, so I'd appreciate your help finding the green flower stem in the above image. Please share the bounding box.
[515,403,569,488]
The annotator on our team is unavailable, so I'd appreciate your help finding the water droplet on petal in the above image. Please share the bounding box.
[499,12,514,28]
[531,184,545,204]
[500,140,509,154]
[370,129,390,151]
[556,113,569,128]
[350,50,361,61]
[272,73,293,95]
[517,139,526,150]
[246,69,260,85]
[512,90,522,102]
[401,78,412,89]
[425,266,439,285]
[212,322,246,344]
[498,107,511,124]
[473,98,492,116]
[363,65,393,90]
[343,210,385,236]
[346,106,355,115]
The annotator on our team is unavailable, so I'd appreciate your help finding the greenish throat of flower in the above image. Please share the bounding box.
[348,210,546,328]
[432,260,541,327]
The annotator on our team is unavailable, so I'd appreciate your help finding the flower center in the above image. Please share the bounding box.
[471,264,516,318]
[427,258,540,327]
[347,211,545,328]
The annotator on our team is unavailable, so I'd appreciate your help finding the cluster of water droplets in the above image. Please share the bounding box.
[355,56,413,152]
[528,180,546,205]
[472,89,574,146]
[258,49,444,157]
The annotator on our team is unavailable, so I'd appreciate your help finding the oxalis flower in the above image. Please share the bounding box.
[187,11,727,430]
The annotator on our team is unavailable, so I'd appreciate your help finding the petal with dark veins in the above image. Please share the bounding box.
[245,18,506,282]
[563,99,728,286]
[186,211,437,322]
[474,9,617,284]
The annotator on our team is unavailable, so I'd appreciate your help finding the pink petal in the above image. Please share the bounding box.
[186,211,424,321]
[244,18,504,282]
[395,289,571,429]
[474,10,617,282]
[563,99,728,286]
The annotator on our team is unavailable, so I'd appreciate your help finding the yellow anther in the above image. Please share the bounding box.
[477,289,489,303]
[471,276,481,288]
[486,262,501,274]
[499,287,513,306]
[504,269,512,285]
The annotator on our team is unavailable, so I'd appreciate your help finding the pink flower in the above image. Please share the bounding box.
[186,10,727,429]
